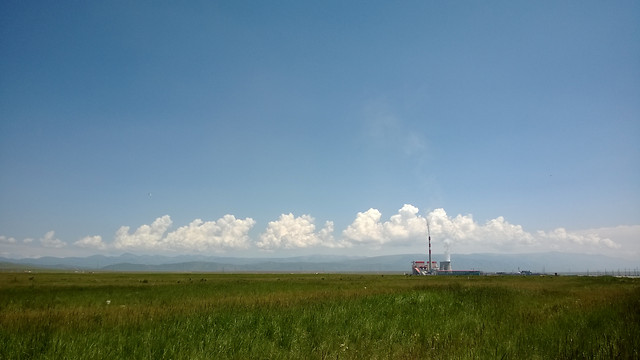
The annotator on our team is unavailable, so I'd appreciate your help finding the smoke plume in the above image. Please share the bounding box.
[443,238,451,261]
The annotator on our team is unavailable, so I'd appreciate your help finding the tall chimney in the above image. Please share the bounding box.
[427,220,431,273]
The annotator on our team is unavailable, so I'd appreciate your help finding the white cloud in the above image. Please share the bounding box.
[428,209,535,249]
[426,208,622,254]
[163,215,255,251]
[575,225,640,259]
[384,204,428,239]
[342,204,427,246]
[4,207,633,258]
[343,208,385,244]
[0,235,17,244]
[40,231,66,248]
[537,228,620,249]
[427,209,477,242]
[481,217,536,245]
[257,213,337,250]
[74,235,107,250]
[113,214,255,253]
[318,221,341,247]
[114,215,173,250]
[340,206,624,256]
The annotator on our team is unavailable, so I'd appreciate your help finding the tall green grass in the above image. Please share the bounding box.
[1,273,638,359]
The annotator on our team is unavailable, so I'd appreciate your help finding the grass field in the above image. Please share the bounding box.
[0,272,638,359]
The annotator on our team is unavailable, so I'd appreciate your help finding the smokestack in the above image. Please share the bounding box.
[427,220,431,273]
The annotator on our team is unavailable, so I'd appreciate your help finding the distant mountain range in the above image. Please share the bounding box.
[1,252,638,274]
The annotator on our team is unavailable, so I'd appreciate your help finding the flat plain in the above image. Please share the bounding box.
[0,272,638,359]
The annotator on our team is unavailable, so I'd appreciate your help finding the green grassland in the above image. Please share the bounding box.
[1,272,638,359]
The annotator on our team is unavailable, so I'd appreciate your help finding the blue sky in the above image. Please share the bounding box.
[1,1,638,260]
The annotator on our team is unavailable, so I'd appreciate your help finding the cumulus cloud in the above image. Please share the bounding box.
[0,235,17,244]
[257,213,337,250]
[385,204,428,239]
[163,215,255,251]
[425,208,621,254]
[113,215,255,252]
[4,207,630,258]
[340,206,621,255]
[318,221,338,247]
[343,204,427,246]
[343,209,385,244]
[40,231,66,248]
[428,209,535,248]
[114,215,172,250]
[74,235,107,250]
[537,228,620,249]
[575,225,640,259]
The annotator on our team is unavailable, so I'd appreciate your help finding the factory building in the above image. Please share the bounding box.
[411,222,481,276]
[411,261,438,275]
[411,258,481,276]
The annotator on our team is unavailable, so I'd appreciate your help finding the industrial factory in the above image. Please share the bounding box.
[411,222,481,276]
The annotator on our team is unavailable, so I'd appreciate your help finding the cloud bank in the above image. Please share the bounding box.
[113,215,255,252]
[257,213,337,250]
[1,205,636,258]
[342,204,426,246]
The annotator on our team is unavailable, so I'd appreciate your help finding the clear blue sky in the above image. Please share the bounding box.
[1,1,638,259]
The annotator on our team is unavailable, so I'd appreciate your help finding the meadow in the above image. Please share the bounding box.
[0,272,638,359]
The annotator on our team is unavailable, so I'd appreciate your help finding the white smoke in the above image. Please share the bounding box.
[443,238,451,261]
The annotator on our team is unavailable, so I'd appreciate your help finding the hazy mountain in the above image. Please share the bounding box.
[0,252,637,274]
